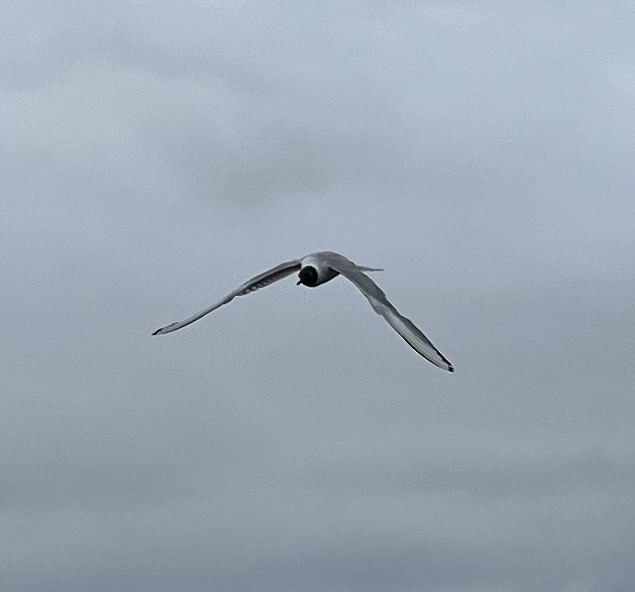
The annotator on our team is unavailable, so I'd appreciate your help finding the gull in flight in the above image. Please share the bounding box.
[153,251,453,372]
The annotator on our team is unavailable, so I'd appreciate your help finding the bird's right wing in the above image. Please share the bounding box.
[152,259,301,335]
[324,254,454,372]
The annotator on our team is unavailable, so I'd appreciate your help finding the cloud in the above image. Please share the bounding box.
[2,1,634,591]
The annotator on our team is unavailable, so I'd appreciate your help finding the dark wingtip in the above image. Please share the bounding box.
[447,365,454,373]
[151,328,162,335]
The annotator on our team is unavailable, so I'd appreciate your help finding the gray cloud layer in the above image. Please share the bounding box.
[2,1,634,591]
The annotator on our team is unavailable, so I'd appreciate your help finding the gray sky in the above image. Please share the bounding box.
[2,1,634,591]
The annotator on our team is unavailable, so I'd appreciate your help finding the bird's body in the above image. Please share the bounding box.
[153,251,453,372]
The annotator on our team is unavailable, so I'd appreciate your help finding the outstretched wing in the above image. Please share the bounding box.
[152,259,301,335]
[324,253,454,372]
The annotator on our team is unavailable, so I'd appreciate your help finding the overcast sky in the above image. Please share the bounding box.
[2,2,634,591]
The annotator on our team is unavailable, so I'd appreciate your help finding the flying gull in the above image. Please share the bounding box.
[153,251,453,372]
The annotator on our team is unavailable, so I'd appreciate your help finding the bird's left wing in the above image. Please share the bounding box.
[324,254,454,372]
[152,259,302,335]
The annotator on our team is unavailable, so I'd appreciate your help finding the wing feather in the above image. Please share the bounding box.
[324,253,454,372]
[152,259,301,335]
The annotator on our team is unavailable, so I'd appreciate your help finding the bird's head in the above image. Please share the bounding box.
[297,266,318,287]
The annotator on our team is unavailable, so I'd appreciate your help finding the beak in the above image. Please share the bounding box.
[296,279,302,286]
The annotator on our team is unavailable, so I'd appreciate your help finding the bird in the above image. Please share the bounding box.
[152,251,453,372]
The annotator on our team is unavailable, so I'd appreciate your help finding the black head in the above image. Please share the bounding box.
[297,266,318,287]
